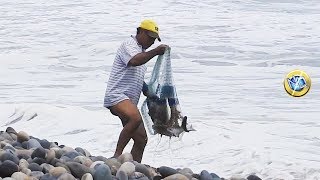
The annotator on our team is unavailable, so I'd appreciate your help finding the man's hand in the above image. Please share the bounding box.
[128,45,169,66]
[142,82,149,97]
[155,44,169,55]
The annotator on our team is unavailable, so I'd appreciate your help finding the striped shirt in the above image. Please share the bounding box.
[104,35,147,107]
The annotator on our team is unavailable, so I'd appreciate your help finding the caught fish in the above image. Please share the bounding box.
[140,47,195,137]
[145,95,195,137]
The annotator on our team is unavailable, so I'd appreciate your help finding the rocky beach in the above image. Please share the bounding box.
[0,127,262,180]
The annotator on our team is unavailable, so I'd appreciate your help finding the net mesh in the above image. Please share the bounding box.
[141,47,189,137]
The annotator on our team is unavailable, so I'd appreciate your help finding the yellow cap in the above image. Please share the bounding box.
[139,19,161,41]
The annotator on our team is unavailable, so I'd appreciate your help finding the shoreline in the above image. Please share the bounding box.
[0,127,262,180]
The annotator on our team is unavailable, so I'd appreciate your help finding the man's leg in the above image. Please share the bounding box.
[110,100,144,159]
[130,123,148,162]
[117,112,148,163]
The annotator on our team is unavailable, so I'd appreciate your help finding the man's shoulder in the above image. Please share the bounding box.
[121,36,138,47]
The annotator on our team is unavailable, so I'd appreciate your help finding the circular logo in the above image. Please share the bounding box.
[284,69,311,97]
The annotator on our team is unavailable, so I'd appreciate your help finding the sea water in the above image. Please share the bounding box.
[0,0,320,179]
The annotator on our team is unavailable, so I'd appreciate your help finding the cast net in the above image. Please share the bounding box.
[141,47,194,137]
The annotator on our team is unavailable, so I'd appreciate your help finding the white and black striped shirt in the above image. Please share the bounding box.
[104,36,147,107]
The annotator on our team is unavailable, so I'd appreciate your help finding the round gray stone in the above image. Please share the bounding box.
[66,162,91,178]
[17,131,30,143]
[0,160,18,178]
[27,139,42,149]
[94,164,112,180]
[0,152,19,165]
[31,147,46,159]
[28,162,42,172]
[157,166,178,178]
[200,170,213,180]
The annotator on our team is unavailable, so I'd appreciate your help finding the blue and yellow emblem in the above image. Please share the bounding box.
[284,69,311,97]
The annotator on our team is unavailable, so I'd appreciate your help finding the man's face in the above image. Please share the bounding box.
[141,30,156,49]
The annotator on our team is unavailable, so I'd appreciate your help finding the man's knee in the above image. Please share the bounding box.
[133,132,148,146]
[134,136,148,147]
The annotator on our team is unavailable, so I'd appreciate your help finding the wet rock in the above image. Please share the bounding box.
[46,149,56,163]
[19,159,29,169]
[66,162,91,178]
[90,155,107,162]
[116,170,127,180]
[118,162,135,176]
[5,127,17,135]
[50,158,61,166]
[0,160,19,178]
[179,167,193,175]
[118,153,133,164]
[32,147,46,159]
[157,166,178,178]
[62,151,80,160]
[41,163,55,174]
[0,152,19,164]
[50,142,59,148]
[16,149,32,160]
[83,149,91,157]
[81,173,93,180]
[179,168,194,179]
[28,139,42,149]
[49,167,68,177]
[57,173,76,180]
[61,146,77,154]
[21,141,29,149]
[75,147,86,156]
[11,172,29,180]
[39,139,51,149]
[94,164,112,180]
[130,172,148,180]
[54,149,64,159]
[30,171,44,179]
[3,145,15,153]
[0,132,14,141]
[11,142,22,148]
[20,168,31,176]
[39,173,57,180]
[74,156,93,167]
[210,173,220,179]
[200,170,213,180]
[28,162,42,172]
[55,162,71,173]
[163,174,189,180]
[148,166,160,179]
[247,174,262,180]
[9,134,17,142]
[105,158,121,175]
[135,163,151,179]
[33,157,47,165]
[60,156,72,162]
[90,161,105,169]
[17,131,30,143]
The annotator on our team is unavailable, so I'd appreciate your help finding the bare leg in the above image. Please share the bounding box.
[110,100,146,161]
[130,123,148,162]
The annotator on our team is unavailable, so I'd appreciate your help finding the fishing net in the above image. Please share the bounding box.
[141,47,193,137]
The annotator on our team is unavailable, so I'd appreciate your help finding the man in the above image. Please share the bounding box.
[104,19,168,162]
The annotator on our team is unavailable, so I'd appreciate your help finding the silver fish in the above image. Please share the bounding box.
[146,96,195,137]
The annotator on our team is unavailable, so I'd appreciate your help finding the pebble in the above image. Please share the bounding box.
[0,127,263,180]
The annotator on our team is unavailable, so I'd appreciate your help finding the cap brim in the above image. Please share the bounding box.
[147,31,161,42]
